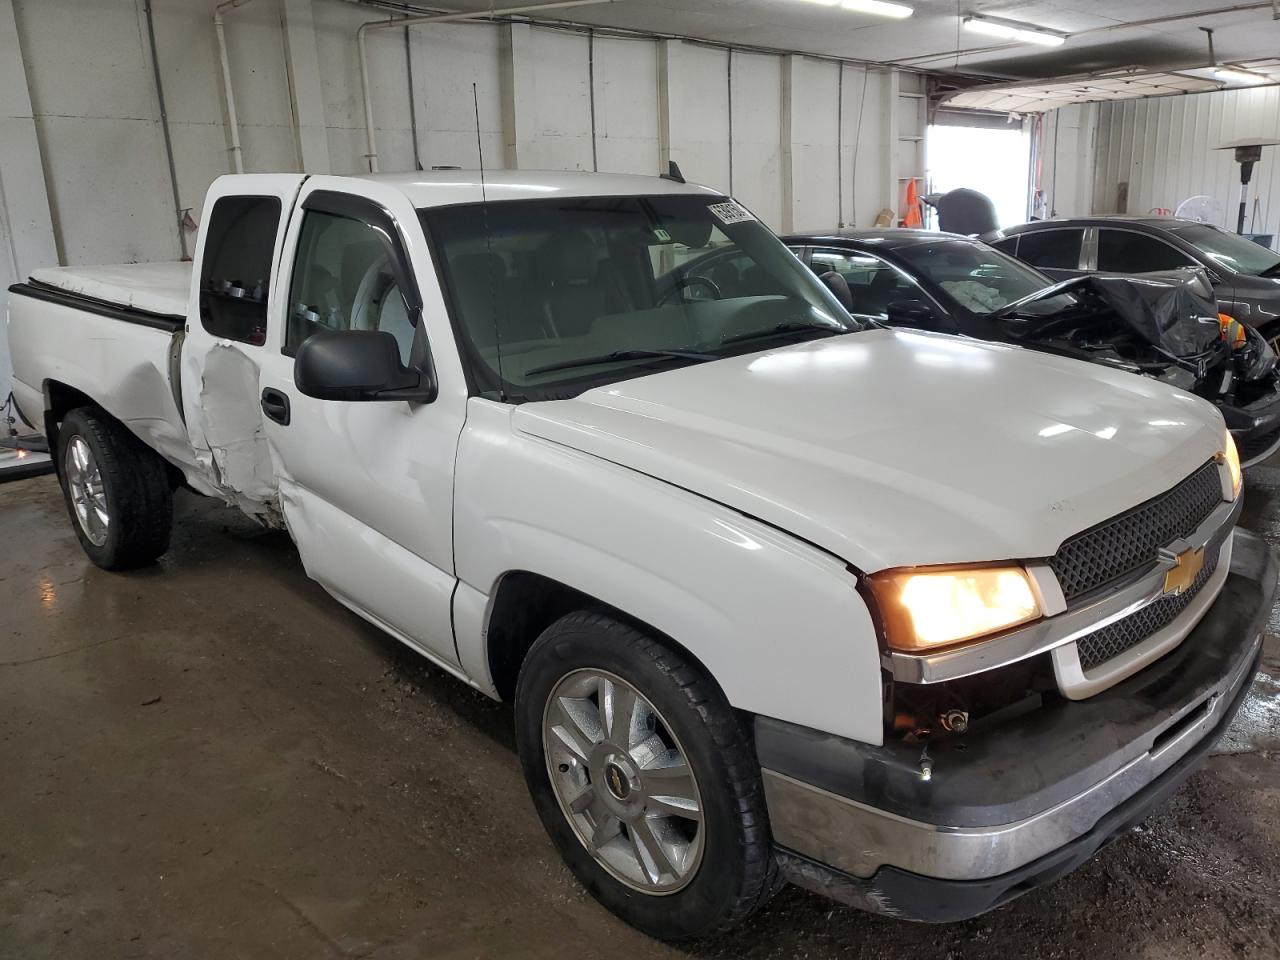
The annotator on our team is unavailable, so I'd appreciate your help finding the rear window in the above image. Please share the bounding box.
[1015,229,1082,270]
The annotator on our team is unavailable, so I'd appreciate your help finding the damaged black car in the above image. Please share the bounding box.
[776,230,1280,466]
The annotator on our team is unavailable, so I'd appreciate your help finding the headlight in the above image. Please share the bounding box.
[1222,429,1242,499]
[869,565,1042,652]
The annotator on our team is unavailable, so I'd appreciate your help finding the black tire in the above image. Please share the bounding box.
[515,610,781,940]
[56,406,173,570]
[1258,319,1280,355]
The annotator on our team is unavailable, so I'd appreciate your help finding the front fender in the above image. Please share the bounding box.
[453,400,885,745]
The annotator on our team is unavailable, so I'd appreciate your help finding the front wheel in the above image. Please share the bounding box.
[56,407,173,570]
[514,610,780,939]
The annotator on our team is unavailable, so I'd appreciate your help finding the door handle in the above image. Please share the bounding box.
[261,388,291,426]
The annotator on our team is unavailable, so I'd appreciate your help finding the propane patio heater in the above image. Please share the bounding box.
[1214,137,1280,236]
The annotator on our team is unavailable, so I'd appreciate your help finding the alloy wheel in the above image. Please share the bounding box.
[542,668,704,894]
[65,435,109,547]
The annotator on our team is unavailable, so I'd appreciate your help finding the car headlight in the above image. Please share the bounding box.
[1222,428,1242,499]
[869,565,1042,652]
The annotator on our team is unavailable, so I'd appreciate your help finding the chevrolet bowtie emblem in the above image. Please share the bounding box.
[1164,547,1205,596]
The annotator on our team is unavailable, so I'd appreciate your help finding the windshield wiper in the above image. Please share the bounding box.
[720,320,850,346]
[524,349,717,377]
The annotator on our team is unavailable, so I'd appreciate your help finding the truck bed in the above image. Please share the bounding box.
[6,262,204,494]
[26,262,192,322]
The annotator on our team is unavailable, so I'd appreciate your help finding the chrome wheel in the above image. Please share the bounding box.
[65,435,109,547]
[542,668,704,894]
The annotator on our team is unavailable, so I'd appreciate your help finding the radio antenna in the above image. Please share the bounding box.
[473,82,505,400]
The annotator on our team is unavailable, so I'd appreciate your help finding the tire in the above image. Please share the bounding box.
[1259,320,1280,356]
[515,610,781,939]
[56,406,173,570]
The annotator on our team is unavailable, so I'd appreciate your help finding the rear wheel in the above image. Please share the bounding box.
[514,610,780,939]
[56,407,173,570]
[1258,320,1280,356]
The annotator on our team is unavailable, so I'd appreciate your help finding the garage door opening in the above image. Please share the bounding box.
[926,122,1032,231]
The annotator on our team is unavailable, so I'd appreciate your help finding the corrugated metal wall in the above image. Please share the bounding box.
[1090,85,1280,238]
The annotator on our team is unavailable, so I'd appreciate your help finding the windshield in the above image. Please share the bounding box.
[421,195,855,399]
[1170,223,1280,277]
[894,239,1074,316]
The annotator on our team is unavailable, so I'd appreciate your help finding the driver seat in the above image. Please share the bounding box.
[537,230,627,337]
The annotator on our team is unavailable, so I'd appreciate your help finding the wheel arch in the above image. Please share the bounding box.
[483,569,718,705]
[42,380,103,476]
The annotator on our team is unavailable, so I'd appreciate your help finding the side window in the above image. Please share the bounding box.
[809,249,924,318]
[1015,230,1082,270]
[991,237,1020,256]
[284,210,416,362]
[1097,230,1195,273]
[199,195,282,345]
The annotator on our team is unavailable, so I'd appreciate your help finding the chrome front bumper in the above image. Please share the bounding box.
[759,528,1276,920]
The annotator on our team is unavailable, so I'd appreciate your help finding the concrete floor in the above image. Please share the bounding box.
[1,468,1279,960]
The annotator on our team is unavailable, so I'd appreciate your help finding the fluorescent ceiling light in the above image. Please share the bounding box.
[797,0,914,18]
[963,15,1065,47]
[1215,68,1266,85]
[841,0,913,18]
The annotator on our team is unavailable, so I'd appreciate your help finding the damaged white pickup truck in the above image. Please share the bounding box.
[6,170,1276,939]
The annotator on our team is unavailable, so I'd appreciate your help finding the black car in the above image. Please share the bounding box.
[759,229,1280,465]
[983,216,1280,350]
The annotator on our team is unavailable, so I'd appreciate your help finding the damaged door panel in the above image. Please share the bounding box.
[180,174,306,517]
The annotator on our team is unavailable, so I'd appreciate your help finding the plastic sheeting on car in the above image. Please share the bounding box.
[991,273,1226,366]
[1085,275,1224,361]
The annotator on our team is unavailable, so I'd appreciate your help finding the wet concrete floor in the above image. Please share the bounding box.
[1,466,1278,960]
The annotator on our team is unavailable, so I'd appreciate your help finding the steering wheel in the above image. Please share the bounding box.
[658,274,722,305]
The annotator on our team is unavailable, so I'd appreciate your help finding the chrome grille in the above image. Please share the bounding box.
[1048,461,1222,603]
[1075,550,1219,672]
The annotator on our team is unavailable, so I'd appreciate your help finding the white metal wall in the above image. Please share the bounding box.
[0,0,924,399]
[1085,86,1280,234]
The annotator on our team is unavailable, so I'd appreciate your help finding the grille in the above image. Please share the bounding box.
[1075,550,1219,672]
[1048,461,1222,603]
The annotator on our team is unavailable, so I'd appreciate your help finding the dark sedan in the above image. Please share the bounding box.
[983,217,1280,350]
[770,229,1280,465]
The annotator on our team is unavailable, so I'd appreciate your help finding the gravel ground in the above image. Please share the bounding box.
[0,466,1277,959]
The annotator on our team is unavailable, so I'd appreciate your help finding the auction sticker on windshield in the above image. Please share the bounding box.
[708,201,755,225]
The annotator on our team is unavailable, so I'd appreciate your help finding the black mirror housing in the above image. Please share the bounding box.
[294,329,437,403]
[886,299,934,327]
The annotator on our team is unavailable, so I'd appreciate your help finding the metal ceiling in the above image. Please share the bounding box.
[363,0,1280,83]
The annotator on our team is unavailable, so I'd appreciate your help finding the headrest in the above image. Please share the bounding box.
[543,230,598,284]
[450,252,505,292]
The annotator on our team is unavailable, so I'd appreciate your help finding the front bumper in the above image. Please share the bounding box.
[758,528,1277,922]
[1223,388,1280,466]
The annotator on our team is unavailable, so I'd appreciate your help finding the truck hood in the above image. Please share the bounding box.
[511,329,1226,572]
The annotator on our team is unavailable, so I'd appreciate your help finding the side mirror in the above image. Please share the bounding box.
[294,329,437,403]
[886,299,934,327]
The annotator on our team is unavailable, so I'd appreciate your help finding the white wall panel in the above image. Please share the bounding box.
[1082,85,1280,238]
[411,22,504,171]
[790,57,840,233]
[1039,103,1097,218]
[315,0,414,174]
[730,50,782,229]
[593,37,660,177]
[841,66,888,230]
[522,27,594,171]
[667,42,731,193]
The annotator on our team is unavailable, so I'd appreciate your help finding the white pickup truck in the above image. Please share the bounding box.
[6,170,1275,939]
